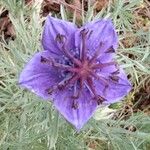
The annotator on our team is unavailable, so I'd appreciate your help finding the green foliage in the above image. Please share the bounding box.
[0,0,150,149]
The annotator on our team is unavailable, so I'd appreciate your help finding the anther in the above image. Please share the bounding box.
[111,69,120,75]
[45,88,53,95]
[72,100,79,109]
[55,34,66,44]
[40,56,49,63]
[80,28,89,36]
[109,75,119,82]
[106,46,115,53]
[97,96,106,105]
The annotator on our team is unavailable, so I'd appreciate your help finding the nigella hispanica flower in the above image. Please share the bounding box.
[19,16,131,130]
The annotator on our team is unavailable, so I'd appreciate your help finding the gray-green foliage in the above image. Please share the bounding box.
[0,0,150,149]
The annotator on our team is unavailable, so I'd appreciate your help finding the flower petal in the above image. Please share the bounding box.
[42,16,77,55]
[19,51,62,99]
[94,69,131,103]
[75,19,118,57]
[53,88,97,130]
[96,55,117,75]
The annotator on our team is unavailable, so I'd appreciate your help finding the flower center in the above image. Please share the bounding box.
[42,30,119,108]
[78,60,90,77]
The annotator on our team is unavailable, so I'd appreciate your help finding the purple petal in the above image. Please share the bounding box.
[75,19,118,57]
[94,69,131,103]
[19,51,62,99]
[53,89,97,130]
[42,16,77,55]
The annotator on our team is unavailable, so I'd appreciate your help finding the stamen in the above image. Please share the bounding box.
[45,75,77,95]
[90,73,109,96]
[45,88,53,95]
[61,44,82,66]
[80,29,89,61]
[89,42,104,64]
[72,100,79,109]
[111,69,120,75]
[52,61,79,73]
[86,77,97,98]
[105,46,115,53]
[97,96,106,105]
[58,74,80,90]
[79,77,84,91]
[40,56,49,63]
[40,56,78,72]
[92,62,117,70]
[55,33,82,66]
[88,23,109,63]
[55,34,66,43]
[109,75,119,82]
[71,81,79,99]
[86,77,106,104]
[71,77,84,99]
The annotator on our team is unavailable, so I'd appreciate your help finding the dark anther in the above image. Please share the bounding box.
[55,34,66,44]
[57,79,69,90]
[58,84,65,90]
[97,96,106,105]
[45,88,53,95]
[40,56,48,63]
[72,100,79,109]
[111,69,120,75]
[99,41,104,47]
[80,28,89,36]
[71,93,79,99]
[106,46,115,53]
[109,75,119,82]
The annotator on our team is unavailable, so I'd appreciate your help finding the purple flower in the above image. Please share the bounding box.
[19,16,131,130]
